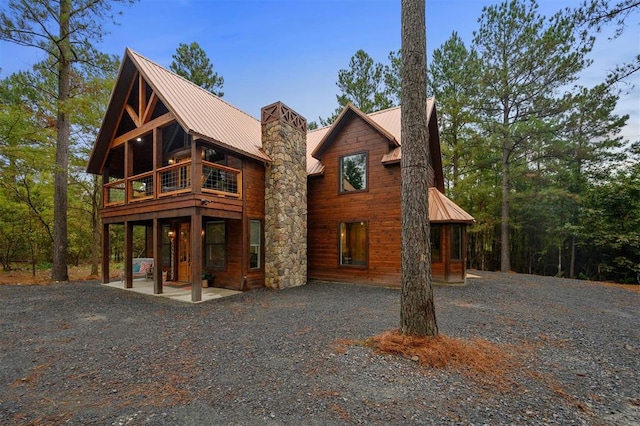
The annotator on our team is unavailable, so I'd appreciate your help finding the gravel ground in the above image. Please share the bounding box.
[0,271,638,425]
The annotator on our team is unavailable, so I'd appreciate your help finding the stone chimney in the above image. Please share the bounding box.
[261,102,307,289]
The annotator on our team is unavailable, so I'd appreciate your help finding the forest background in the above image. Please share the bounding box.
[0,0,638,283]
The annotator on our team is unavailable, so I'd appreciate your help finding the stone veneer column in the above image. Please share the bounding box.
[261,102,307,289]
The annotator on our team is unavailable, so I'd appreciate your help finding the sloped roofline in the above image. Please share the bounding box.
[310,103,400,160]
[87,48,269,174]
[428,188,475,223]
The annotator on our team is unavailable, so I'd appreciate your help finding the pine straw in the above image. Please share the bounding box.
[367,330,518,388]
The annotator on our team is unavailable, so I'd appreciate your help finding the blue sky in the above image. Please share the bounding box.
[1,0,638,140]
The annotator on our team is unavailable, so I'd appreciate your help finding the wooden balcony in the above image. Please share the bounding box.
[104,160,242,208]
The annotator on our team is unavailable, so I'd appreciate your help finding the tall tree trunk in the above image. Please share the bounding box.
[52,0,71,281]
[90,175,101,277]
[400,0,438,337]
[500,141,511,272]
[569,235,576,278]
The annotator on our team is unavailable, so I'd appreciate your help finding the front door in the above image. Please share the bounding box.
[178,222,191,282]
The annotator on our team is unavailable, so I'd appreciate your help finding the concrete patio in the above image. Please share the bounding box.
[103,279,242,303]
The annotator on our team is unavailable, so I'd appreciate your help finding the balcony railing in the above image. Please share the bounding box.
[103,160,242,208]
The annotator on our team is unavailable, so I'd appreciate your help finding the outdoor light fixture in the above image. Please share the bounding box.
[136,137,142,142]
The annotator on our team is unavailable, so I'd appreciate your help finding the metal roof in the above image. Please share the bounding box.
[128,49,269,162]
[306,99,436,175]
[429,188,475,223]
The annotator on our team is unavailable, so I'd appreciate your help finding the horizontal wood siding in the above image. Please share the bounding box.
[308,117,402,286]
[243,159,266,289]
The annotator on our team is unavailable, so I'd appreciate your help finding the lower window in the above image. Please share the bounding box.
[340,222,367,266]
[249,220,261,269]
[205,221,226,268]
[451,225,462,260]
[431,224,441,261]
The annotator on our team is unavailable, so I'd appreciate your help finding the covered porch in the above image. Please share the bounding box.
[102,209,248,302]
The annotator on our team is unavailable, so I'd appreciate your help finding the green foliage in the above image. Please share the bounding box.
[575,0,640,86]
[170,42,224,96]
[320,50,398,126]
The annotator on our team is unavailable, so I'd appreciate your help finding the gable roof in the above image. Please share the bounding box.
[306,99,442,186]
[87,48,267,174]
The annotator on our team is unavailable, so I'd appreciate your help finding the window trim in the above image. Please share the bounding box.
[338,220,368,268]
[338,151,368,194]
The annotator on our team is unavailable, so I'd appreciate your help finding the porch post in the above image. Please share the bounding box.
[102,223,110,284]
[124,220,133,288]
[153,217,163,294]
[190,209,203,302]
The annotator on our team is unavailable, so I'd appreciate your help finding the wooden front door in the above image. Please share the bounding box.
[178,222,191,282]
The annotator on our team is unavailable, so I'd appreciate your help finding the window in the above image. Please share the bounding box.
[340,222,367,266]
[340,153,367,192]
[162,225,171,265]
[249,220,261,269]
[431,224,441,261]
[205,221,226,268]
[451,225,462,260]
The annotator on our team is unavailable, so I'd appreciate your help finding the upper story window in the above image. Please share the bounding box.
[162,122,190,160]
[340,153,367,192]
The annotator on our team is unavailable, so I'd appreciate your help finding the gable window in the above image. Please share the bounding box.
[249,220,261,269]
[340,153,367,192]
[451,225,462,260]
[340,222,367,266]
[431,224,441,261]
[205,221,226,268]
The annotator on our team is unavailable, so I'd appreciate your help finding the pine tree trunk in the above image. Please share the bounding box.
[90,175,101,277]
[500,141,511,272]
[52,0,71,282]
[399,0,438,337]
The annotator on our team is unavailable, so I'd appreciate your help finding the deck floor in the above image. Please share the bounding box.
[103,279,241,304]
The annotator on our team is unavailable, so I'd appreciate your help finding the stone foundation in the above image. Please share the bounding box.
[261,102,307,289]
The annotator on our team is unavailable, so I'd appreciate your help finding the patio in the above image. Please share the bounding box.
[103,279,241,303]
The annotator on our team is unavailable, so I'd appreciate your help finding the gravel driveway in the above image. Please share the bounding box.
[1,271,638,425]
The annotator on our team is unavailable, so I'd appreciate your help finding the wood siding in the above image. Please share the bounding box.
[308,115,465,287]
[308,117,403,286]
[241,159,266,289]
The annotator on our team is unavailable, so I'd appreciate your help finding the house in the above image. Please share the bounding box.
[306,104,474,286]
[87,49,474,302]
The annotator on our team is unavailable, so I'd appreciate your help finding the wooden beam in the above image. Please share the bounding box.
[125,104,140,128]
[138,74,146,123]
[142,92,157,124]
[112,113,175,148]
[153,217,163,294]
[102,223,110,284]
[124,221,133,288]
[191,211,203,302]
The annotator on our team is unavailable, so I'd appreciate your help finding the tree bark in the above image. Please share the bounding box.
[52,0,71,281]
[500,138,511,272]
[399,0,438,337]
[90,175,101,277]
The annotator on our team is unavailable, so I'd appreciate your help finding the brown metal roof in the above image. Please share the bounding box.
[429,188,475,223]
[306,99,436,175]
[127,49,269,162]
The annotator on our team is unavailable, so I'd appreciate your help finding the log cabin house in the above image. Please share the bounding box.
[87,49,474,302]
